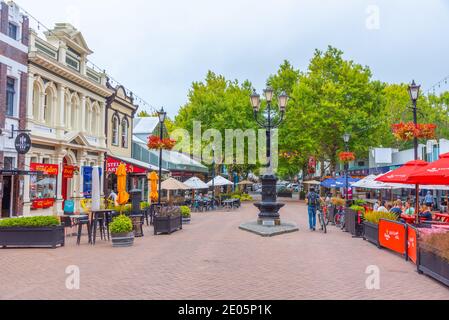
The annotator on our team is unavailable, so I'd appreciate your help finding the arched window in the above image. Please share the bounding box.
[64,92,71,129]
[43,86,55,125]
[121,118,129,148]
[112,115,119,146]
[85,101,92,134]
[92,104,100,136]
[32,83,41,121]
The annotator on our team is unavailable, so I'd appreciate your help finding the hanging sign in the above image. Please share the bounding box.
[15,133,31,154]
[30,163,59,175]
[63,165,76,179]
[106,157,146,174]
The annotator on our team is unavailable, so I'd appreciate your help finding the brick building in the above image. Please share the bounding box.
[0,1,29,217]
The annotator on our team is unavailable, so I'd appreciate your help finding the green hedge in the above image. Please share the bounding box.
[0,216,60,228]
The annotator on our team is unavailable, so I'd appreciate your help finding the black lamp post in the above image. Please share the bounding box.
[408,80,421,224]
[343,133,351,202]
[250,87,288,225]
[212,145,216,210]
[157,107,167,205]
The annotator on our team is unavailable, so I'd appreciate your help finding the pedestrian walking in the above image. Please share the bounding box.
[306,187,320,231]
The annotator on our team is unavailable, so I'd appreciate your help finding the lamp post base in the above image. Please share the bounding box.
[254,174,285,224]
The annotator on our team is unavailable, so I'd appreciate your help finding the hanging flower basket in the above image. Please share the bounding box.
[280,151,300,160]
[338,152,356,163]
[392,122,436,141]
[147,135,177,150]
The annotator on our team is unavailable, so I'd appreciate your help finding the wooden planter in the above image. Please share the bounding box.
[363,221,380,248]
[418,246,449,287]
[154,215,182,235]
[111,232,134,247]
[345,209,363,237]
[0,226,65,249]
[182,216,191,225]
[277,192,293,198]
[327,205,336,224]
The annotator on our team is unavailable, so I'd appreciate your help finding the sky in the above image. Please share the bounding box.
[15,0,449,118]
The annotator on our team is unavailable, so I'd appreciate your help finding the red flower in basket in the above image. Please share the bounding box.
[161,138,177,150]
[416,123,437,139]
[338,152,356,163]
[147,135,165,150]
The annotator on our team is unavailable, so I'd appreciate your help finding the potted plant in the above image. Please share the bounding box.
[418,231,449,286]
[109,215,134,247]
[154,206,182,235]
[0,216,64,248]
[363,211,398,247]
[180,206,191,224]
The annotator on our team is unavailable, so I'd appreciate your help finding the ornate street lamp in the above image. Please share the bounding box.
[408,80,421,224]
[157,107,166,205]
[343,133,351,202]
[250,87,288,225]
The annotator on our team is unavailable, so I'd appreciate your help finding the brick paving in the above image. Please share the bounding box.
[0,200,448,300]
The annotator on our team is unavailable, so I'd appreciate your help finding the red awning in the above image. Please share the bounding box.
[375,160,428,184]
[407,153,449,185]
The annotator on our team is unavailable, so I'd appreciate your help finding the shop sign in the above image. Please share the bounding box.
[106,157,146,174]
[30,163,59,175]
[63,166,77,179]
[379,219,407,255]
[32,198,55,209]
[15,133,31,154]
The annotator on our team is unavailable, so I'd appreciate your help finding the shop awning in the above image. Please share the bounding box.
[106,155,168,175]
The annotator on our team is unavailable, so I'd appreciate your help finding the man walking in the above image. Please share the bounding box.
[306,187,320,231]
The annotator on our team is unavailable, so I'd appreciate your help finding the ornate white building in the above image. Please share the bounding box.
[24,23,113,215]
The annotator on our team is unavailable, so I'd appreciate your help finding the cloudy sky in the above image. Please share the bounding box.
[16,0,449,117]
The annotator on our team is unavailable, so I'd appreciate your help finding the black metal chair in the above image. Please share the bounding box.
[76,216,92,245]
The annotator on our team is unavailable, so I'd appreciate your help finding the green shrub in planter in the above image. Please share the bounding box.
[109,215,133,234]
[140,202,150,210]
[354,199,367,206]
[363,211,398,225]
[180,206,191,218]
[350,205,365,214]
[0,216,60,228]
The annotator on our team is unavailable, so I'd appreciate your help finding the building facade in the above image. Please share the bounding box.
[24,23,112,216]
[0,1,29,218]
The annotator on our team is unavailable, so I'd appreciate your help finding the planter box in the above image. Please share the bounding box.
[277,192,293,198]
[182,217,191,225]
[111,232,134,248]
[327,205,336,224]
[363,221,380,248]
[0,226,65,248]
[418,247,449,287]
[154,215,182,235]
[345,209,363,237]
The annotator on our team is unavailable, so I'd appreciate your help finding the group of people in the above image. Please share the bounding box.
[373,198,433,221]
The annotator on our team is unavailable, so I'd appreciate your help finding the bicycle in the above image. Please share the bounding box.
[317,205,327,234]
[334,206,346,230]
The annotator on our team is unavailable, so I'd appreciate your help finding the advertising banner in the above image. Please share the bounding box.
[30,163,59,175]
[31,198,55,209]
[407,225,418,264]
[379,219,407,255]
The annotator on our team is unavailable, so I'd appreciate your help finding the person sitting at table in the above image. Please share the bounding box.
[377,201,388,213]
[373,200,381,212]
[389,200,403,218]
[419,204,433,222]
[404,201,415,216]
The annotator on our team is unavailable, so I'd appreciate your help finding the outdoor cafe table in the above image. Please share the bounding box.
[90,209,116,245]
[223,199,239,210]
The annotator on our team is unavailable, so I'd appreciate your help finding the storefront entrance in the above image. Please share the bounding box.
[1,175,12,218]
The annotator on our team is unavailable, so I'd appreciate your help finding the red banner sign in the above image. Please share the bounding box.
[32,198,55,209]
[63,165,76,179]
[30,163,59,175]
[106,157,146,174]
[407,226,418,264]
[379,219,407,255]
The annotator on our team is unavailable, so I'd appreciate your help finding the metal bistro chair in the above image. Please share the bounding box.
[61,200,91,245]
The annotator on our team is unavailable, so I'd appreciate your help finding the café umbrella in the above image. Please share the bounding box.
[407,153,449,185]
[116,163,129,207]
[376,160,428,224]
[148,171,159,204]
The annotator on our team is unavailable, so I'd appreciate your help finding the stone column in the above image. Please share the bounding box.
[54,148,67,216]
[56,84,66,138]
[39,91,46,123]
[99,101,107,148]
[80,94,86,133]
[26,73,34,125]
[58,42,67,65]
[22,154,32,216]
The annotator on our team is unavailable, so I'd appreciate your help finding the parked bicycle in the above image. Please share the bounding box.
[334,205,346,230]
[317,204,327,234]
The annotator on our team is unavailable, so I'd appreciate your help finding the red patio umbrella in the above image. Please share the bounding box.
[406,153,449,185]
[376,160,428,224]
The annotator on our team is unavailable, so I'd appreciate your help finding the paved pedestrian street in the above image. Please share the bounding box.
[1,200,448,300]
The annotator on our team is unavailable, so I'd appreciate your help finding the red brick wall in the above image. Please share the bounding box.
[0,2,8,35]
[0,40,28,65]
[0,62,6,213]
[21,16,29,46]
